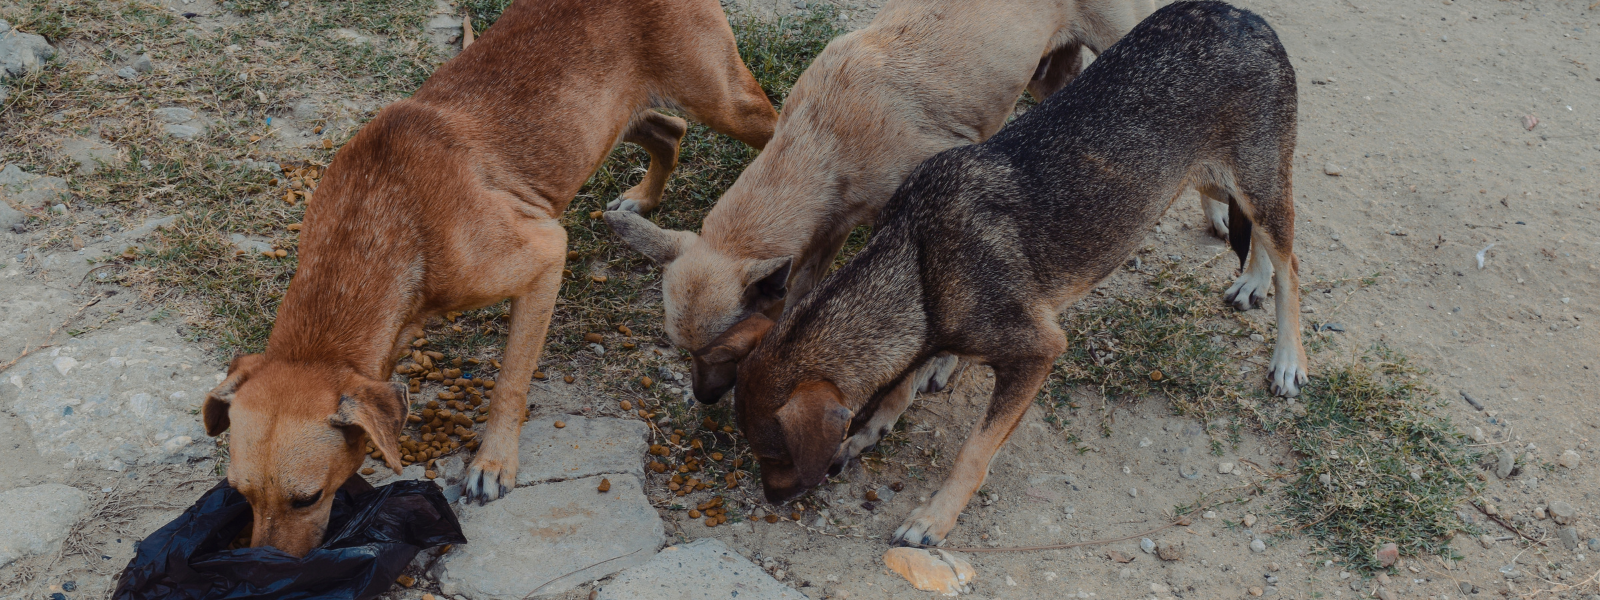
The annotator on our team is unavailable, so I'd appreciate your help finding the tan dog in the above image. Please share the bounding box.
[606,0,1161,404]
[198,0,776,557]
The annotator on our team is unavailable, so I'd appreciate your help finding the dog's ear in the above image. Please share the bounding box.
[775,380,852,488]
[605,210,696,265]
[329,378,409,474]
[743,256,791,313]
[691,313,775,403]
[202,354,264,437]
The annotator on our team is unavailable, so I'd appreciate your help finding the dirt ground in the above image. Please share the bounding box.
[2,0,1599,599]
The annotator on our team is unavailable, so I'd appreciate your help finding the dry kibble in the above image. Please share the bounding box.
[618,325,633,336]
[702,418,718,430]
[424,351,445,360]
[669,434,681,444]
[704,517,718,528]
[273,249,288,258]
[791,512,802,521]
[554,420,566,428]
[591,275,608,283]
[866,490,880,502]
[567,251,579,260]
[598,478,611,493]
[649,444,668,456]
[287,223,302,232]
[765,514,779,523]
[407,414,422,423]
[622,342,636,350]
[710,452,724,461]
[732,458,743,468]
[620,401,633,411]
[483,380,495,389]
[396,575,415,588]
[584,333,604,343]
[360,467,375,475]
[425,470,438,479]
[1149,370,1163,381]
[688,509,701,518]
[533,371,546,380]
[564,375,575,384]
[641,376,654,388]
[589,210,603,219]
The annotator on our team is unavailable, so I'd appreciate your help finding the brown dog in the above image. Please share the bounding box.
[729,1,1303,546]
[606,0,1159,404]
[198,0,776,557]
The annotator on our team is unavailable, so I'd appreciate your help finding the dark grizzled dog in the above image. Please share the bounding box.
[717,1,1307,547]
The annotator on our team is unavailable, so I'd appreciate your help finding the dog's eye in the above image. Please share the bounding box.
[290,490,323,509]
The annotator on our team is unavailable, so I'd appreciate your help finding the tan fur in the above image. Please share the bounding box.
[198,0,776,557]
[608,0,1155,356]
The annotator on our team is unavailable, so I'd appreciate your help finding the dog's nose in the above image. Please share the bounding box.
[693,381,730,404]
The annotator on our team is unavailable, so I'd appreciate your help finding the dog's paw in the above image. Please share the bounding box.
[605,197,643,213]
[890,504,956,547]
[917,354,961,394]
[1223,272,1270,311]
[463,445,519,504]
[1205,206,1230,240]
[1268,344,1309,398]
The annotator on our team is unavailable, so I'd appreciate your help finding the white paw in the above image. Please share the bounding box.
[605,197,642,213]
[463,450,517,504]
[891,505,949,547]
[917,354,961,393]
[1224,272,1270,311]
[1268,345,1308,397]
[1207,209,1230,240]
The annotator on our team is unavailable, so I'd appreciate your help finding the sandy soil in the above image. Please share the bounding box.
[2,0,1597,599]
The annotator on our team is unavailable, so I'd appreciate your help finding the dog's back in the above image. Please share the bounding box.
[882,1,1296,315]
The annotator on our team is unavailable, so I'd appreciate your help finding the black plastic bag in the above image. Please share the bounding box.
[114,477,466,600]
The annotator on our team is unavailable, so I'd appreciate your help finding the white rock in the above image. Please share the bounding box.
[164,124,202,139]
[599,538,803,600]
[1243,514,1257,527]
[1559,450,1581,469]
[0,484,88,567]
[0,27,55,78]
[1218,462,1234,474]
[515,416,647,486]
[1323,162,1344,176]
[434,476,662,599]
[152,107,195,123]
[1250,539,1266,553]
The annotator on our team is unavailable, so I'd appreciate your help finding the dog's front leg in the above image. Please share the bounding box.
[464,228,567,503]
[606,111,688,214]
[890,351,1059,547]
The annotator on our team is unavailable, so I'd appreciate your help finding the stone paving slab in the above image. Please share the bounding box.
[515,416,647,486]
[0,483,88,567]
[435,475,663,599]
[597,538,806,600]
[0,321,218,471]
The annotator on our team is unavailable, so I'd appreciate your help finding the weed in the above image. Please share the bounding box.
[1279,347,1481,571]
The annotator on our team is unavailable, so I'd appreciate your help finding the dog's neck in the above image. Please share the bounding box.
[767,228,928,408]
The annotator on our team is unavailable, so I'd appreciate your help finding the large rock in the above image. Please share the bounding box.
[597,538,805,600]
[0,24,55,78]
[516,416,647,486]
[434,475,663,599]
[0,483,88,567]
[0,164,69,209]
[0,321,220,471]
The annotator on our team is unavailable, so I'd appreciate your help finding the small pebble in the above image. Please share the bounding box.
[1140,538,1156,554]
[1550,501,1578,525]
[1535,506,1547,520]
[1496,449,1515,479]
[1250,539,1266,553]
[1243,514,1257,527]
[1128,487,1138,498]
[1202,510,1218,519]
[1218,462,1235,474]
[1479,534,1495,548]
[1249,587,1264,597]
[1559,450,1581,468]
[1323,162,1344,176]
[1375,542,1398,567]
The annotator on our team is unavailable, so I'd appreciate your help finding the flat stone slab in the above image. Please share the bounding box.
[516,416,647,486]
[435,475,663,599]
[0,321,219,471]
[598,538,806,600]
[0,483,88,567]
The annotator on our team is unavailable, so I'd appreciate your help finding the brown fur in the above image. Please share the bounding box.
[199,0,776,557]
[606,0,1158,402]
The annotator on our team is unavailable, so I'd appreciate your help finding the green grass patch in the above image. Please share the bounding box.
[1279,348,1481,572]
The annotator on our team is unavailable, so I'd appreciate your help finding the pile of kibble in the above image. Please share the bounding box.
[360,341,497,477]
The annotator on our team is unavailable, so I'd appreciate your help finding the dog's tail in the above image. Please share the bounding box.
[1227,197,1251,269]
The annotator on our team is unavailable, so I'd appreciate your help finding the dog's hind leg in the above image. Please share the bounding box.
[464,221,567,503]
[1229,148,1308,396]
[1221,197,1273,311]
[607,111,688,214]
[891,338,1064,547]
